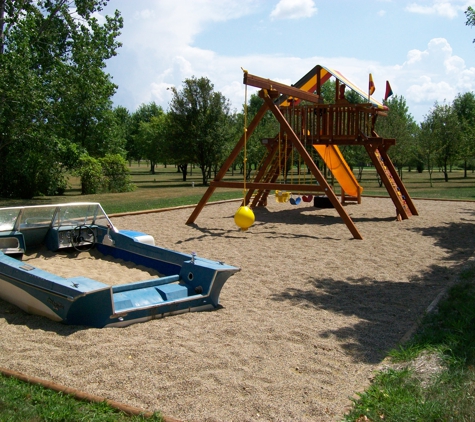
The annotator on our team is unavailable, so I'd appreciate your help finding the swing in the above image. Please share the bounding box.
[275,132,291,203]
[302,112,313,203]
[289,145,301,206]
[234,69,255,231]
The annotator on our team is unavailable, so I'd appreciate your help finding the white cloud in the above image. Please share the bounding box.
[103,2,475,123]
[405,1,472,19]
[399,37,475,111]
[270,0,317,20]
[407,76,454,102]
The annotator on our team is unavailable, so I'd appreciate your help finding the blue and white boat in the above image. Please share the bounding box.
[0,202,239,328]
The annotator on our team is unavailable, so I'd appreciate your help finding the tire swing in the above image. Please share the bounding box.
[234,70,255,231]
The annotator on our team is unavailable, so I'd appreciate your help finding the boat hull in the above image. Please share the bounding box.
[0,203,239,328]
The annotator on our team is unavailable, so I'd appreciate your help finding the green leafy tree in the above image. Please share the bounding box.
[433,103,461,182]
[418,102,461,184]
[418,115,438,187]
[375,95,418,178]
[166,76,233,185]
[0,0,122,198]
[127,102,162,170]
[136,110,168,174]
[466,6,475,40]
[452,92,475,177]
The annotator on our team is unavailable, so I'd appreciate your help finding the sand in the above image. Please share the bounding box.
[1,197,475,422]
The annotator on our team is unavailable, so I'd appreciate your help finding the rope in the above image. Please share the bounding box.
[242,69,248,204]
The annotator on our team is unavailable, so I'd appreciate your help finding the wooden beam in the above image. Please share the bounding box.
[310,137,396,146]
[211,181,325,192]
[244,72,320,104]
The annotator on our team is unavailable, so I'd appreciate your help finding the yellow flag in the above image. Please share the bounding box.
[369,73,375,96]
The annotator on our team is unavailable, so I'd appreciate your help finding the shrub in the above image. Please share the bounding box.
[100,154,135,193]
[74,155,104,195]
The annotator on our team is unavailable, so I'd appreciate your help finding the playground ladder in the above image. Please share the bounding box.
[365,144,418,219]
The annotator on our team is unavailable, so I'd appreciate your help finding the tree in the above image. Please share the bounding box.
[418,115,438,187]
[418,102,461,184]
[0,0,123,198]
[466,6,475,41]
[127,102,162,170]
[136,111,168,174]
[452,92,475,177]
[433,103,461,182]
[375,95,418,178]
[166,76,233,185]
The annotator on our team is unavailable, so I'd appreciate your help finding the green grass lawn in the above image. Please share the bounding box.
[0,374,165,421]
[1,163,474,213]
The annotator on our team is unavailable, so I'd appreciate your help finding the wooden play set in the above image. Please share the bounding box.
[187,65,418,239]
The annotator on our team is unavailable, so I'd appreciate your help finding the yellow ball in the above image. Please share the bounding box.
[234,206,255,231]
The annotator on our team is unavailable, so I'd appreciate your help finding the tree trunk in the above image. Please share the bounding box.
[357,166,363,182]
[201,165,209,186]
[179,164,188,181]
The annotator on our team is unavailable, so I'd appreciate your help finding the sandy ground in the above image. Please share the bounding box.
[1,197,475,422]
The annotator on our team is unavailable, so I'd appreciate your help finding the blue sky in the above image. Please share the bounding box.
[100,0,475,122]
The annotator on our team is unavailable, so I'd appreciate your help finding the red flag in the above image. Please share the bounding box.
[369,73,375,96]
[384,81,393,101]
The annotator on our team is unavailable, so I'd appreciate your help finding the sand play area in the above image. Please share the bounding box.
[1,197,475,421]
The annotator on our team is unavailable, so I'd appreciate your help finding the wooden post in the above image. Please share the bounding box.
[186,102,269,224]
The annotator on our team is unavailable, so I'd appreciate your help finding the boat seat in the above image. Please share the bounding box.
[156,283,188,301]
[112,275,180,293]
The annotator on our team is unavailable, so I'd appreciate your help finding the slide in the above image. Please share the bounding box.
[313,145,362,198]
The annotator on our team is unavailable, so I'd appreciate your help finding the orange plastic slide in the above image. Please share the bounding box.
[313,145,362,198]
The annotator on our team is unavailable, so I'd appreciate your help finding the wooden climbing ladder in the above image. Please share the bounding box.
[365,143,418,219]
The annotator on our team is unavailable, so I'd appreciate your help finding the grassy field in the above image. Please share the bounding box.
[0,374,165,421]
[0,162,474,421]
[1,162,474,213]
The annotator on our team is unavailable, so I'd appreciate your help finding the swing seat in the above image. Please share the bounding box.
[289,195,301,206]
[275,190,291,203]
[302,195,313,203]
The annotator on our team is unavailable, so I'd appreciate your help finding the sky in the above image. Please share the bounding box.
[99,0,475,123]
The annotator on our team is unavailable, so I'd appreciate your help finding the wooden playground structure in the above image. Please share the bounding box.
[187,65,418,239]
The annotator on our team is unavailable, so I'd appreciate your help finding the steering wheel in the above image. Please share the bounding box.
[71,225,96,251]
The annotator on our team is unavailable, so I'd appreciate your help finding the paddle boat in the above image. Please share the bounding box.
[0,202,239,328]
